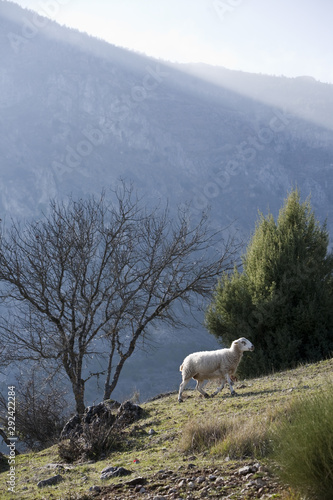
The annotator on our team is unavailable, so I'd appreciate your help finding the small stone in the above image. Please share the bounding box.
[89,485,101,493]
[254,478,265,488]
[101,465,116,475]
[148,428,156,435]
[188,481,195,488]
[37,474,63,488]
[100,466,132,479]
[168,488,178,494]
[196,476,205,484]
[238,466,252,475]
[126,476,147,486]
[238,465,258,475]
[208,475,217,481]
[46,463,65,470]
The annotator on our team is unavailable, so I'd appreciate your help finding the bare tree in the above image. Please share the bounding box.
[0,184,240,413]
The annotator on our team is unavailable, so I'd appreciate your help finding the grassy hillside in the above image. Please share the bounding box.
[1,357,332,499]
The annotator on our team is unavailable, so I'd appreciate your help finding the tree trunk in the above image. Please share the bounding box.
[104,327,144,399]
[103,339,115,400]
[104,355,129,399]
[73,378,85,415]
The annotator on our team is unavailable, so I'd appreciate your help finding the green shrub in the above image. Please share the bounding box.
[271,388,333,500]
[206,190,333,378]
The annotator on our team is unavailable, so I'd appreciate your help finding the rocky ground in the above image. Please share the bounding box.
[89,459,286,499]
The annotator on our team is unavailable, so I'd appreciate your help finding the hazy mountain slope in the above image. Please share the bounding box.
[1,1,333,230]
[1,0,333,401]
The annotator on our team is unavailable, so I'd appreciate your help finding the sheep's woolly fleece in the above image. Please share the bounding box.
[178,337,254,402]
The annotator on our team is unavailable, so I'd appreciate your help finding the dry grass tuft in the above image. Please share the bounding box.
[180,412,273,459]
[179,415,231,454]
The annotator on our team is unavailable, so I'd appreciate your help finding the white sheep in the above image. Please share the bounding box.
[178,337,254,402]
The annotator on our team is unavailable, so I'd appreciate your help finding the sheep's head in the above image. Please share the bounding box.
[232,337,254,352]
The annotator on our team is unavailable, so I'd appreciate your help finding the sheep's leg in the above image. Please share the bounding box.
[211,378,225,397]
[178,377,191,402]
[196,380,210,399]
[226,373,236,396]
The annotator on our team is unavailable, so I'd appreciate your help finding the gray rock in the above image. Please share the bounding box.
[89,485,101,493]
[238,465,258,475]
[61,400,120,439]
[45,463,65,470]
[37,474,63,488]
[252,478,266,488]
[126,476,147,486]
[246,477,266,489]
[115,401,143,428]
[100,466,132,480]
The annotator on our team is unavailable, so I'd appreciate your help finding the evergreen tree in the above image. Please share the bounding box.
[206,189,333,377]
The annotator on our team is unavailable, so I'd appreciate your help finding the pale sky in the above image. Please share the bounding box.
[7,0,333,83]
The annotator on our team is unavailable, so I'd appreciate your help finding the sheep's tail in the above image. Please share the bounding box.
[179,364,183,372]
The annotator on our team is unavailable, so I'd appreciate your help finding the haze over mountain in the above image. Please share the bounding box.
[1,1,333,401]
